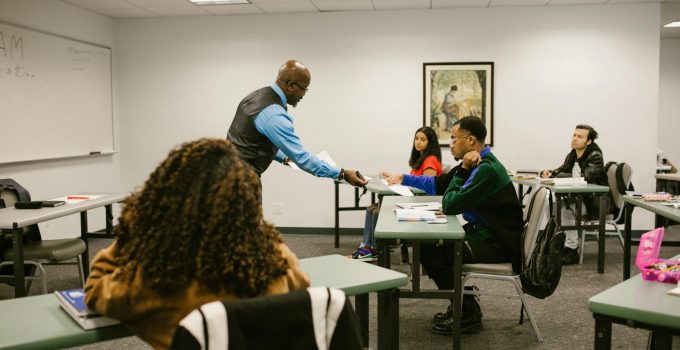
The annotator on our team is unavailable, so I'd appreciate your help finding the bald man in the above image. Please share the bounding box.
[227,60,367,187]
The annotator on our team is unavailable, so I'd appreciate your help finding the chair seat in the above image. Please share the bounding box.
[4,239,86,261]
[462,262,514,275]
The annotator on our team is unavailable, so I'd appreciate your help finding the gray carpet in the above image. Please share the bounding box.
[2,229,680,350]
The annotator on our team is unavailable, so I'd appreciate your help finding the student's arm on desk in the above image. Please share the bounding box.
[84,242,134,321]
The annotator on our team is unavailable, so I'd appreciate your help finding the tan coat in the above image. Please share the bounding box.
[84,242,310,350]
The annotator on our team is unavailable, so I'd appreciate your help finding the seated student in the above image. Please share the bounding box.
[384,117,524,335]
[84,138,310,350]
[351,126,442,260]
[540,124,606,265]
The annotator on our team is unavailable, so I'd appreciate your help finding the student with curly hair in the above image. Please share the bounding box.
[351,127,443,260]
[84,138,309,350]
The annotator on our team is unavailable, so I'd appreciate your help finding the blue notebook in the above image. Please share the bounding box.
[55,288,95,317]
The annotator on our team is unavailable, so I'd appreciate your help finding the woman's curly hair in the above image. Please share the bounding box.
[115,138,288,297]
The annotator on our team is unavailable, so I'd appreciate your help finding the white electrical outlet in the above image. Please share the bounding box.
[272,203,283,214]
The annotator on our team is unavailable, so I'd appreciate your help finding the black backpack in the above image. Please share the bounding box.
[520,191,565,299]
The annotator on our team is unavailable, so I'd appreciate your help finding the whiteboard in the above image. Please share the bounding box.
[0,22,114,164]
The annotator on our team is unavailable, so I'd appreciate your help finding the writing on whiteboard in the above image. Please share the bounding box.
[0,31,24,60]
[0,31,35,78]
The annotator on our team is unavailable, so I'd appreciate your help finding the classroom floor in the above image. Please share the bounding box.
[2,229,680,350]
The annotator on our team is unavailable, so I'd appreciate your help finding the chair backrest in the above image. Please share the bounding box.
[522,187,549,260]
[607,162,633,210]
[170,287,363,350]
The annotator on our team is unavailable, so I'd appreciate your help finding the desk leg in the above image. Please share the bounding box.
[12,229,26,297]
[80,211,90,279]
[623,203,633,280]
[334,181,340,248]
[575,194,583,261]
[649,330,673,350]
[555,194,562,229]
[411,241,420,292]
[594,315,612,350]
[597,194,606,274]
[355,294,369,346]
[105,205,114,236]
[378,288,399,350]
[452,241,463,350]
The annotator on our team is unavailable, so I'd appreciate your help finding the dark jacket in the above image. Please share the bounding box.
[549,143,607,186]
[441,152,525,272]
[549,142,608,217]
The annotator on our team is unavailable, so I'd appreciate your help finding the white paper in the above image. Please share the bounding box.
[389,185,414,196]
[316,150,337,167]
[668,282,680,297]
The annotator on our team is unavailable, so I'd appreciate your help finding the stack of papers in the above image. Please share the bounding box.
[394,209,437,221]
[55,288,120,330]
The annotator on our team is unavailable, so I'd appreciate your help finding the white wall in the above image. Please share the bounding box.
[117,4,660,230]
[659,39,680,167]
[0,0,121,237]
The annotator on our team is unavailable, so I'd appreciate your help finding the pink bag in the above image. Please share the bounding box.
[636,227,680,284]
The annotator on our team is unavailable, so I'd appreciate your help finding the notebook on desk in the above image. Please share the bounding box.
[55,288,120,330]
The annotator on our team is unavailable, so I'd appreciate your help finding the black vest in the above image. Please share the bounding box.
[227,86,287,175]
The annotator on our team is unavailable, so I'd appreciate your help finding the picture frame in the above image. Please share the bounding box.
[423,62,494,146]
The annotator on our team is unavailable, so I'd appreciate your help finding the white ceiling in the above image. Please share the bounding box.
[61,0,680,38]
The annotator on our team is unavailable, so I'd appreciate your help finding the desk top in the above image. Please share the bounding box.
[622,196,680,222]
[374,196,465,240]
[509,177,609,194]
[588,255,680,330]
[0,192,128,230]
[0,294,130,350]
[655,173,680,181]
[299,254,408,295]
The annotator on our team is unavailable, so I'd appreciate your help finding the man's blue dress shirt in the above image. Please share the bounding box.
[253,84,340,179]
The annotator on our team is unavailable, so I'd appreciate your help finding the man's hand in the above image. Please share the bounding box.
[541,170,552,178]
[344,169,368,187]
[461,151,483,170]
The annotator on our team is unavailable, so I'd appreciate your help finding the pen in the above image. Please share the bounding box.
[67,196,90,200]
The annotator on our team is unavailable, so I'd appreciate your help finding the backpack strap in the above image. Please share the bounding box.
[604,161,616,174]
[615,163,627,195]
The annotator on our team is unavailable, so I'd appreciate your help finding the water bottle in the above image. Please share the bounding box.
[572,162,581,178]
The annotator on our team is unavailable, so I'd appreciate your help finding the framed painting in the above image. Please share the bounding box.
[423,62,494,146]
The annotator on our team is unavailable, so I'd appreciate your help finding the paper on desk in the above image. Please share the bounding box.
[51,194,105,204]
[380,179,414,196]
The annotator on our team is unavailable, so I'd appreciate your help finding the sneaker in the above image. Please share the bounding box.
[431,286,480,323]
[430,311,482,335]
[351,247,378,260]
[561,247,579,265]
